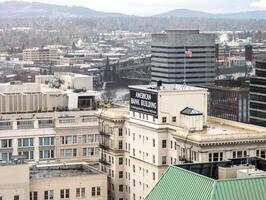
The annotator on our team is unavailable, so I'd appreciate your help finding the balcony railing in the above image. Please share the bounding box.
[99,131,110,137]
[99,143,110,150]
[99,158,111,166]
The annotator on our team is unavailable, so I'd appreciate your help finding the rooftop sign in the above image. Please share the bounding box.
[130,89,158,117]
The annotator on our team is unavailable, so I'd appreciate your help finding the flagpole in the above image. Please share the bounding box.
[184,47,186,85]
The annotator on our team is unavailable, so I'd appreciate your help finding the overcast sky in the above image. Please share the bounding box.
[3,0,266,16]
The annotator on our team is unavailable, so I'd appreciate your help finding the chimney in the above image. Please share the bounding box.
[157,80,162,89]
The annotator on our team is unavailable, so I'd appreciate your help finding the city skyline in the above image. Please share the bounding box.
[1,0,266,16]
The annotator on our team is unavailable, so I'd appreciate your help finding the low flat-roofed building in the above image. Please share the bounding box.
[0,162,107,200]
[145,158,266,200]
[0,162,29,200]
[0,73,97,114]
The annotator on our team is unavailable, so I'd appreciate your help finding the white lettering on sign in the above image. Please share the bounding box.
[135,92,152,100]
[141,100,157,109]
[131,98,140,105]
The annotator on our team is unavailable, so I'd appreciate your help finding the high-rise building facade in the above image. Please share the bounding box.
[151,30,216,86]
[208,86,249,123]
[98,83,266,200]
[250,59,266,127]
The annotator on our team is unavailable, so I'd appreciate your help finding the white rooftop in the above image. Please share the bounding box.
[129,84,208,93]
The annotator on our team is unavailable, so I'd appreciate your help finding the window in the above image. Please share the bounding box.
[119,128,123,136]
[162,140,167,148]
[60,149,77,158]
[40,150,54,159]
[133,148,135,156]
[119,185,123,192]
[162,156,167,164]
[1,152,12,161]
[18,138,33,147]
[60,189,69,199]
[82,135,95,144]
[153,172,156,180]
[209,152,223,162]
[260,150,266,158]
[18,151,34,160]
[91,187,96,196]
[257,150,260,157]
[60,136,77,145]
[44,190,54,200]
[14,195,19,200]
[0,196,2,200]
[213,153,219,161]
[119,157,123,165]
[83,147,94,156]
[152,139,155,147]
[119,171,123,178]
[172,116,176,122]
[133,179,136,187]
[30,192,38,200]
[44,191,49,200]
[76,188,85,198]
[118,141,123,150]
[153,155,155,163]
[170,141,173,149]
[232,150,247,158]
[97,187,101,196]
[1,139,12,148]
[220,152,223,161]
[39,137,54,146]
[162,117,167,123]
[133,165,136,172]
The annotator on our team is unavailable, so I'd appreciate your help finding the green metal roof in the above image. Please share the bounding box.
[145,166,266,200]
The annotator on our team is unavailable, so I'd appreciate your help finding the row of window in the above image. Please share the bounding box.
[60,147,99,158]
[0,195,19,200]
[29,187,101,200]
[1,147,99,161]
[0,137,54,149]
[208,150,248,162]
[60,135,100,145]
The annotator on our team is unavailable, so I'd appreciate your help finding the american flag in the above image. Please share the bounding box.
[184,49,193,58]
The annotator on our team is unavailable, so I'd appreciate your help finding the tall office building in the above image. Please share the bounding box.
[151,30,216,86]
[250,59,266,127]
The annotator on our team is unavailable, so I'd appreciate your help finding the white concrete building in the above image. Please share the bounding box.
[0,72,100,163]
[0,111,100,163]
[97,83,266,200]
[0,73,96,114]
[0,162,107,200]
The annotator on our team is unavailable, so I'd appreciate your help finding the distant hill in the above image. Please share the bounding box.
[153,9,212,18]
[154,8,266,19]
[2,1,266,20]
[0,1,128,18]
